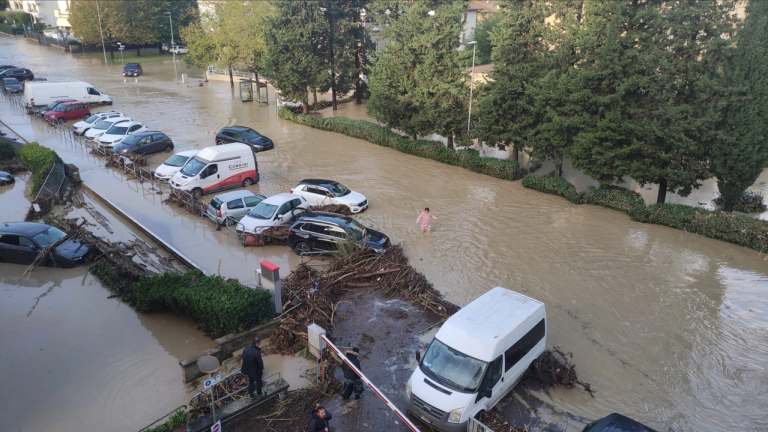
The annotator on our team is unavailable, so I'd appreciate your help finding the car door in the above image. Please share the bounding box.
[62,105,75,120]
[323,226,348,251]
[85,86,101,103]
[225,198,246,220]
[152,134,170,153]
[233,132,246,144]
[315,186,336,206]
[307,223,334,250]
[0,234,38,265]
[275,201,293,225]
[135,136,153,154]
[199,164,220,191]
[219,131,233,144]
[474,355,504,410]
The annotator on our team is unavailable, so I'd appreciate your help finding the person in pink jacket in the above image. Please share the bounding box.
[416,207,438,233]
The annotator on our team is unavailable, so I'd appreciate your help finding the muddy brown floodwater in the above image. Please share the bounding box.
[2,37,768,431]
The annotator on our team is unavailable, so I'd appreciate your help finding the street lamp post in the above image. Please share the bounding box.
[96,0,108,65]
[164,12,177,82]
[467,40,477,134]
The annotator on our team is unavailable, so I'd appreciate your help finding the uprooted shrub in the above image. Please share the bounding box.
[521,175,582,204]
[16,142,63,195]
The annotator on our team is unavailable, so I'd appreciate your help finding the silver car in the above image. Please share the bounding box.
[207,190,267,226]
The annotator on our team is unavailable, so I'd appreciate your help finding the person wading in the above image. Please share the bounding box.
[416,207,438,233]
[334,347,364,400]
[241,337,265,399]
[309,405,333,432]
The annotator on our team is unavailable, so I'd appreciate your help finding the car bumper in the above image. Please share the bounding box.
[53,253,87,268]
[405,400,466,432]
[123,73,139,76]
[155,173,173,183]
[0,177,14,185]
[348,202,368,214]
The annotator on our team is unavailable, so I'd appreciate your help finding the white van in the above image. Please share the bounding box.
[406,287,546,431]
[24,81,112,108]
[170,143,258,198]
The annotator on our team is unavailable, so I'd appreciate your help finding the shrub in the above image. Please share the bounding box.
[713,189,767,213]
[16,142,63,195]
[521,175,582,204]
[145,409,188,432]
[0,141,16,161]
[279,107,526,181]
[581,185,649,222]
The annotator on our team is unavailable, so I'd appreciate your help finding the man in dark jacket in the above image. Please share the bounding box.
[241,338,265,399]
[338,347,364,399]
[309,405,332,432]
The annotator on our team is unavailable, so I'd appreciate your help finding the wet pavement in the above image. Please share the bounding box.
[1,36,768,431]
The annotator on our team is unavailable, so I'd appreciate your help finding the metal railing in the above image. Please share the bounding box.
[189,368,282,407]
[468,417,497,432]
[35,160,65,201]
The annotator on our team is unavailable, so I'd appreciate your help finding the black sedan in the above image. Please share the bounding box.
[0,65,17,73]
[122,62,143,77]
[113,131,174,156]
[582,413,657,432]
[0,171,14,185]
[0,68,34,82]
[0,222,88,267]
[1,77,23,93]
[215,126,274,152]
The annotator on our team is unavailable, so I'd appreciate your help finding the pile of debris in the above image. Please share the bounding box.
[477,411,524,432]
[0,157,27,174]
[163,188,208,216]
[245,226,289,247]
[269,244,459,355]
[307,204,352,215]
[531,347,595,396]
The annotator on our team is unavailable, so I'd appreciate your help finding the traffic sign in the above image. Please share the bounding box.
[210,420,221,432]
[203,374,221,390]
[118,47,124,51]
[208,66,213,72]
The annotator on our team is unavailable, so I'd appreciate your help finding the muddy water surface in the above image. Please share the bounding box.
[2,37,768,431]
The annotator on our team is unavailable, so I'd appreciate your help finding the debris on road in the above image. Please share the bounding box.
[531,347,595,396]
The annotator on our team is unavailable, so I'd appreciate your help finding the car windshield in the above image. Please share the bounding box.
[247,202,277,220]
[420,338,487,392]
[106,125,129,135]
[329,182,351,197]
[122,134,142,145]
[94,119,117,130]
[181,157,206,176]
[2,78,19,84]
[240,128,262,140]
[32,226,67,248]
[85,114,101,123]
[346,219,366,241]
[164,154,190,167]
[125,64,138,70]
[53,104,69,112]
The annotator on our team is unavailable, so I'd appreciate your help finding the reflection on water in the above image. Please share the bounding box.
[1,37,768,431]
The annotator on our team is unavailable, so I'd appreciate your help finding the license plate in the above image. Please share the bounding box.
[419,414,432,425]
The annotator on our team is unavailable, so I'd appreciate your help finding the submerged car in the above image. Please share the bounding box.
[0,68,34,82]
[1,77,23,93]
[236,193,309,234]
[154,150,199,183]
[72,111,124,135]
[113,131,173,156]
[122,62,143,77]
[290,179,368,213]
[581,413,658,432]
[288,212,389,255]
[207,190,267,226]
[43,101,91,124]
[0,171,14,186]
[215,126,274,152]
[0,222,88,267]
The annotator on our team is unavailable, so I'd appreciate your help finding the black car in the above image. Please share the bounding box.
[113,131,174,156]
[0,222,88,267]
[38,99,76,115]
[122,62,143,77]
[215,126,274,152]
[287,212,389,255]
[0,65,17,73]
[1,77,23,93]
[0,171,14,185]
[0,68,34,82]
[582,413,658,432]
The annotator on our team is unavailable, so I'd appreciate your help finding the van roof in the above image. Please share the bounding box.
[197,143,252,161]
[435,287,544,362]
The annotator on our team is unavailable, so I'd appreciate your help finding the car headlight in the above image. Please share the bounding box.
[447,407,463,424]
[121,149,128,154]
[180,180,189,186]
[254,227,264,233]
[115,138,122,143]
[405,378,412,401]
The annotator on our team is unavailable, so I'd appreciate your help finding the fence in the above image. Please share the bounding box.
[467,417,497,432]
[26,31,71,51]
[35,160,65,201]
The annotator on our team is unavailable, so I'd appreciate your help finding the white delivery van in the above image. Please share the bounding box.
[24,81,112,108]
[170,143,258,198]
[406,287,546,431]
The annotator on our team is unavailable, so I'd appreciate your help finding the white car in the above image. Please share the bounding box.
[97,121,147,148]
[169,45,189,54]
[154,150,199,183]
[72,111,124,135]
[84,116,131,141]
[236,193,309,234]
[290,179,369,213]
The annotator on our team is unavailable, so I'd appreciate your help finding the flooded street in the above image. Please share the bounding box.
[2,36,768,431]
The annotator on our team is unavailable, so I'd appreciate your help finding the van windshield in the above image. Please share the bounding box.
[181,157,206,176]
[420,339,487,393]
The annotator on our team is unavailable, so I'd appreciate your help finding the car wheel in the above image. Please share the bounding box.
[57,118,65,124]
[191,188,203,199]
[294,241,311,256]
[242,177,253,187]
[164,144,172,152]
[216,139,225,146]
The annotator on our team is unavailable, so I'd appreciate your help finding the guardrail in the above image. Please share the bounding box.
[467,417,497,432]
[189,368,282,408]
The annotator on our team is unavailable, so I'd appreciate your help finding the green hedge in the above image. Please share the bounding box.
[16,142,63,195]
[521,175,582,204]
[0,141,15,161]
[279,107,526,181]
[581,186,649,222]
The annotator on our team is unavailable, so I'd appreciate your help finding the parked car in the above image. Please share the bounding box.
[288,212,389,255]
[0,171,14,186]
[2,77,23,93]
[84,117,131,141]
[290,179,368,213]
[25,81,111,108]
[207,190,267,226]
[0,68,34,82]
[72,111,124,135]
[581,413,657,432]
[154,150,199,183]
[113,131,173,156]
[0,222,88,267]
[0,65,17,73]
[236,193,309,234]
[97,121,147,148]
[169,45,189,54]
[38,98,76,115]
[43,101,91,124]
[215,126,274,152]
[122,62,143,77]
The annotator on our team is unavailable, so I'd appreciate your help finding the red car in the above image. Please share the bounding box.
[44,101,91,124]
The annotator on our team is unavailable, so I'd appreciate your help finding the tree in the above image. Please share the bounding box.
[464,10,502,66]
[472,0,548,162]
[709,1,768,212]
[368,0,469,148]
[180,18,218,78]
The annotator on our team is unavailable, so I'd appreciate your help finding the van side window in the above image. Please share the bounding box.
[504,318,546,372]
[87,87,100,95]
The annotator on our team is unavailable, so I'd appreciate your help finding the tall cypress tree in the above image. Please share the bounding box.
[709,1,768,212]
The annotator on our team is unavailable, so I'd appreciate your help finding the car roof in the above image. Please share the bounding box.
[297,211,352,226]
[222,126,252,132]
[0,221,52,236]
[213,190,262,201]
[261,193,298,205]
[124,63,140,67]
[115,120,142,126]
[131,131,164,137]
[297,179,341,188]
[586,413,658,432]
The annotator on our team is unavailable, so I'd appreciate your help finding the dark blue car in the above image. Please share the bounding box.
[582,413,657,432]
[215,126,274,152]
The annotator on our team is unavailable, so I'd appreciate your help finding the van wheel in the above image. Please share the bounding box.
[294,241,311,256]
[191,188,203,199]
[164,144,172,152]
[242,177,253,187]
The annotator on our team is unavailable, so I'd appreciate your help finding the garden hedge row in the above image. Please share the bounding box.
[523,176,768,253]
[16,142,62,196]
[279,107,526,181]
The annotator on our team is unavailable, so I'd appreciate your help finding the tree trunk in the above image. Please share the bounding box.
[412,134,417,141]
[656,178,668,204]
[229,65,234,88]
[355,48,362,105]
[254,72,260,102]
[447,135,454,150]
[136,47,141,57]
[554,162,563,177]
[724,201,735,212]
[512,144,519,162]
[313,89,318,105]
[158,42,162,55]
[328,4,337,111]
[302,101,309,114]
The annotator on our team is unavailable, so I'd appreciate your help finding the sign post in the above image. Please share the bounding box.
[210,420,222,432]
[197,355,222,425]
[117,43,124,65]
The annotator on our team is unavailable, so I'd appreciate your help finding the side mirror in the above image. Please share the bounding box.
[482,386,492,399]
[416,352,421,363]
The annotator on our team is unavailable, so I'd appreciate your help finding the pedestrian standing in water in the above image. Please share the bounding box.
[416,207,438,233]
[240,338,265,399]
[309,405,333,432]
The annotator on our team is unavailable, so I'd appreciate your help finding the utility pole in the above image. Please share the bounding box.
[96,0,107,65]
[467,40,477,134]
[164,12,177,82]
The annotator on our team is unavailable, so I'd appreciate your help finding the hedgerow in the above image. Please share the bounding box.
[521,175,582,204]
[16,142,62,195]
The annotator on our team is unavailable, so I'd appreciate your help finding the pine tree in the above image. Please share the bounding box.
[709,1,768,212]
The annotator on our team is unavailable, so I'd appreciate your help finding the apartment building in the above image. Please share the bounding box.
[5,0,70,29]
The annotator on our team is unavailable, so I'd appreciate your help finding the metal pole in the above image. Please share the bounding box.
[210,373,217,424]
[167,12,177,82]
[96,0,107,65]
[467,43,477,134]
[120,49,123,65]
